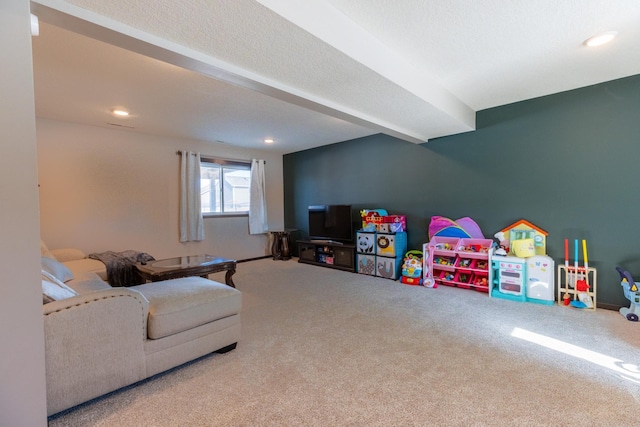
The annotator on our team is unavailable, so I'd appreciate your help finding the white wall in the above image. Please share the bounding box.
[0,0,48,425]
[37,118,284,261]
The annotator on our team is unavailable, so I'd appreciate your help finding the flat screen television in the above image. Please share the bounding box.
[308,205,353,243]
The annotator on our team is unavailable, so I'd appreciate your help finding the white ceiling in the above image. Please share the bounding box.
[30,0,640,154]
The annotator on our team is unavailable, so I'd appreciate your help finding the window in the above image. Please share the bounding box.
[200,158,251,215]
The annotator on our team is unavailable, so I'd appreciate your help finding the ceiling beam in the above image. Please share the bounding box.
[255,0,475,133]
[31,0,444,144]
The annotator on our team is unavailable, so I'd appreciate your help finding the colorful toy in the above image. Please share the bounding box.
[571,279,593,308]
[383,215,406,232]
[564,238,587,288]
[434,256,454,266]
[360,210,405,232]
[421,244,437,288]
[557,238,596,310]
[499,219,548,257]
[493,231,509,255]
[428,216,484,239]
[526,256,555,305]
[401,250,423,286]
[474,276,488,287]
[616,267,640,321]
[360,209,388,230]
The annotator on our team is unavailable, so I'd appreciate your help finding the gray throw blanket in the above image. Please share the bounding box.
[88,250,155,287]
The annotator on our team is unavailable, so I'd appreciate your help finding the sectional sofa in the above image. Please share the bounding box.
[41,244,242,416]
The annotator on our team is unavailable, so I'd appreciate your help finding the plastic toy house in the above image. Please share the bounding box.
[500,220,548,257]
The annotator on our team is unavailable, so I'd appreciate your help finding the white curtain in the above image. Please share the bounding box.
[249,159,268,234]
[180,150,205,242]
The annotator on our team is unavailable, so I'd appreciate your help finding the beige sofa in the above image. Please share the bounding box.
[41,246,242,416]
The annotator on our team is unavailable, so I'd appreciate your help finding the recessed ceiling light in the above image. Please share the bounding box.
[112,109,130,117]
[264,138,274,144]
[584,31,618,47]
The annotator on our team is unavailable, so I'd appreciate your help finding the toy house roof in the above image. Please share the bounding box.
[500,219,548,236]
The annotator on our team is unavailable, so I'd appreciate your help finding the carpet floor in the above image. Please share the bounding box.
[49,258,640,426]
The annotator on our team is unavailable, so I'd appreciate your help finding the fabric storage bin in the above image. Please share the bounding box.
[375,255,403,280]
[356,231,377,255]
[376,232,407,257]
[357,254,376,276]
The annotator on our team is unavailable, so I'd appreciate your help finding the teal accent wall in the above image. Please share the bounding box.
[284,74,640,308]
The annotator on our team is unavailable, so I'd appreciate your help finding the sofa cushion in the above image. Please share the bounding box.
[41,257,74,283]
[66,271,112,295]
[64,258,108,282]
[130,277,241,340]
[42,274,78,303]
[50,247,86,263]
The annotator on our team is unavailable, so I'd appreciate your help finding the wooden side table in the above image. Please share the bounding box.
[270,230,296,260]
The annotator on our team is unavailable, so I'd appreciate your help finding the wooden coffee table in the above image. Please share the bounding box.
[135,254,237,287]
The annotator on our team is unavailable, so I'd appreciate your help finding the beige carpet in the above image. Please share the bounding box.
[50,258,640,426]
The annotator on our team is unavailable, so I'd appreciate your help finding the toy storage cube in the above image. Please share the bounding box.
[438,270,456,286]
[475,259,489,271]
[455,257,476,270]
[457,238,493,258]
[376,232,407,257]
[376,256,402,280]
[471,272,489,293]
[356,231,377,255]
[429,236,460,255]
[454,271,473,289]
[433,256,456,268]
[357,254,376,276]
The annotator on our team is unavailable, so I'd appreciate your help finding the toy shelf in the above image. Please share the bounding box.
[557,265,597,310]
[425,237,493,293]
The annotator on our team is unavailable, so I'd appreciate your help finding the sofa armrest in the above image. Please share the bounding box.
[43,288,149,415]
[50,247,86,262]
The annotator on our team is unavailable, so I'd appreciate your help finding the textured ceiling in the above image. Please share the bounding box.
[30,0,640,153]
[32,23,374,153]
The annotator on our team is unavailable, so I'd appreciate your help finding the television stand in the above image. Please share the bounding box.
[297,240,355,272]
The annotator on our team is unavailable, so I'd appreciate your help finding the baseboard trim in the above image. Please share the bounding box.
[597,302,621,311]
[237,255,272,263]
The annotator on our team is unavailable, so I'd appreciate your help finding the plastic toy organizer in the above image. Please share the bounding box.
[427,237,493,292]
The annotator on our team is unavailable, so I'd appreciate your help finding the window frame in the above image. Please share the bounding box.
[199,157,251,218]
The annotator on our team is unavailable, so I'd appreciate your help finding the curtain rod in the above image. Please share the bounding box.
[175,151,265,164]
